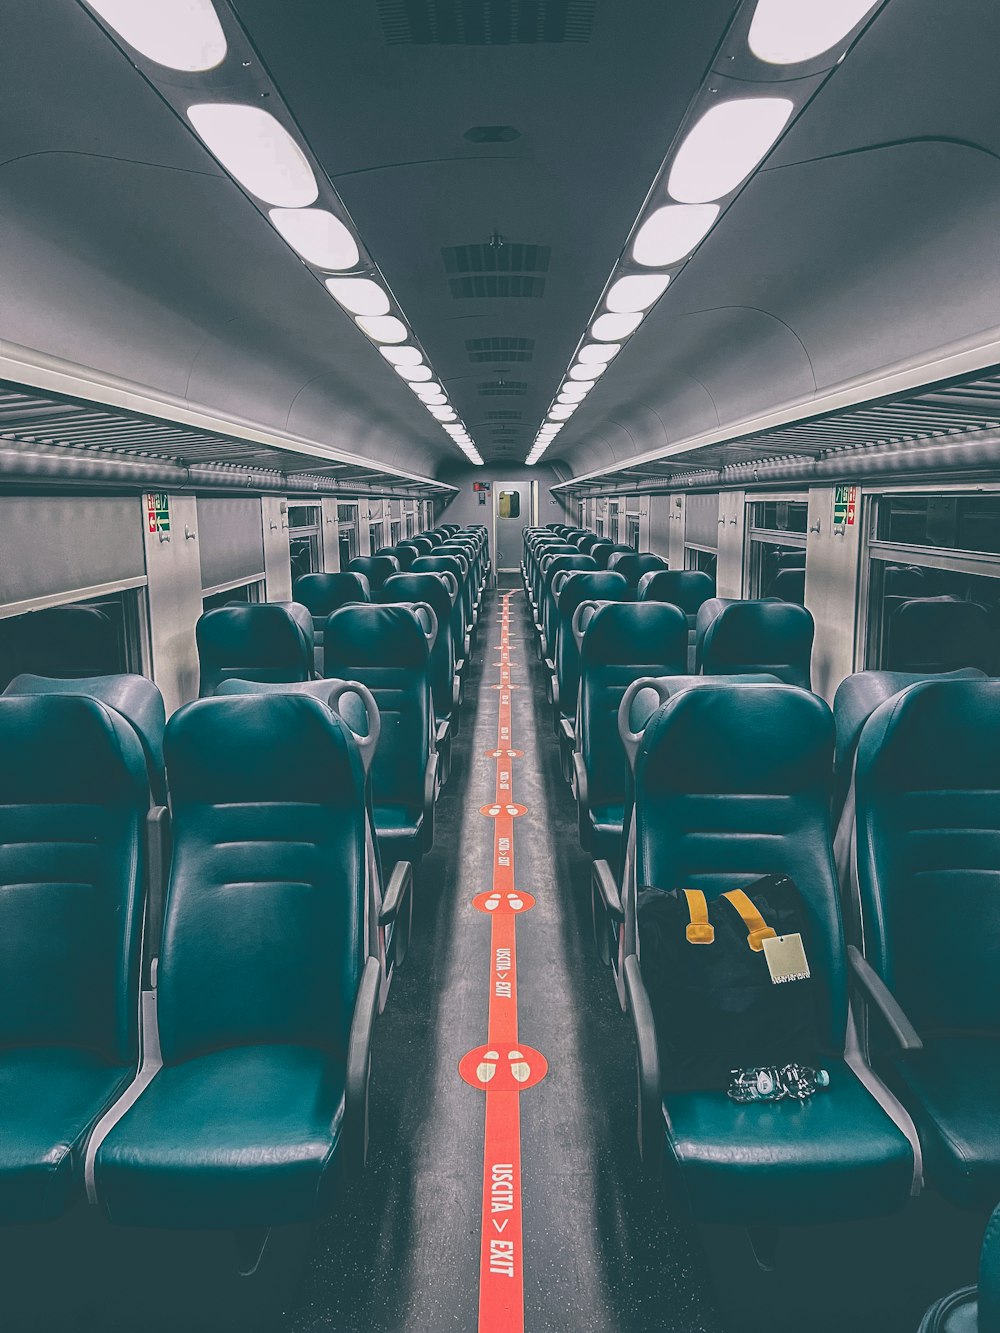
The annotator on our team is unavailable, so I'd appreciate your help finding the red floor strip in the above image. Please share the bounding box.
[459,591,547,1333]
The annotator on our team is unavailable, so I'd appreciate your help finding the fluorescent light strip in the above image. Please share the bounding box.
[270,208,360,270]
[747,0,880,65]
[84,0,227,71]
[187,103,318,208]
[666,98,794,203]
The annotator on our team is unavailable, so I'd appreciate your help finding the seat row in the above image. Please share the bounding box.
[0,523,489,1240]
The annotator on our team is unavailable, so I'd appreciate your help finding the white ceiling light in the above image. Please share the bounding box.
[667,98,794,203]
[549,404,577,420]
[606,273,670,313]
[394,363,433,382]
[569,362,607,382]
[559,383,594,401]
[326,278,391,317]
[419,392,448,405]
[577,342,620,364]
[748,0,879,65]
[592,311,643,341]
[429,406,457,420]
[379,345,423,367]
[187,104,318,207]
[356,314,408,343]
[269,208,359,270]
[411,381,444,399]
[85,0,227,71]
[632,203,720,266]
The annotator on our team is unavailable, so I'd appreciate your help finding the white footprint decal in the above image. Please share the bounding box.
[477,1050,499,1084]
[509,1050,531,1084]
[484,893,502,911]
[507,893,524,911]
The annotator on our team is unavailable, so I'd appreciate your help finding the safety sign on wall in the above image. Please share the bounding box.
[833,485,857,527]
[146,492,170,534]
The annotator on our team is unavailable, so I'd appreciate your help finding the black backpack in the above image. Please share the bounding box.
[637,873,824,1091]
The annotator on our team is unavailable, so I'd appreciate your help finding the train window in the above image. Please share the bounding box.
[685,546,717,577]
[0,589,146,690]
[876,494,1000,554]
[498,491,520,519]
[390,520,402,546]
[404,511,415,539]
[287,504,322,581]
[337,503,359,567]
[625,513,640,550]
[864,492,1000,673]
[594,515,605,539]
[369,521,384,551]
[607,500,620,544]
[202,580,264,613]
[746,500,807,601]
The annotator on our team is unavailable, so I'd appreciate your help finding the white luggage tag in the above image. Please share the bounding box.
[761,933,810,985]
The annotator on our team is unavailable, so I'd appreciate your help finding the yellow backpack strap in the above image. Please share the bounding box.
[683,888,715,944]
[722,889,778,952]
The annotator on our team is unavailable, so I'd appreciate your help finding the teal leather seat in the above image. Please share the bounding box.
[382,572,460,739]
[552,570,629,730]
[626,684,913,1224]
[540,555,597,659]
[0,695,147,1222]
[607,551,667,589]
[196,604,314,696]
[94,695,372,1229]
[5,672,167,804]
[856,679,1000,1211]
[531,543,576,614]
[831,669,988,823]
[0,603,119,684]
[323,604,436,870]
[887,596,994,674]
[575,603,688,871]
[348,555,399,593]
[376,545,417,571]
[919,1202,1000,1332]
[696,597,815,688]
[637,569,715,621]
[401,536,433,558]
[293,573,371,648]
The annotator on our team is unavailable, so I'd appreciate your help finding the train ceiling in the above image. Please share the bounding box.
[1,1,998,485]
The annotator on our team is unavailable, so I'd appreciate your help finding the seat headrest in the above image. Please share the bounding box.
[165,695,364,806]
[557,571,628,615]
[410,555,464,581]
[324,603,430,667]
[196,605,311,664]
[581,602,687,665]
[639,684,833,795]
[858,678,1000,792]
[293,572,371,613]
[637,568,714,611]
[348,555,399,589]
[606,552,667,585]
[0,693,148,804]
[381,572,455,612]
[4,673,166,797]
[543,555,596,585]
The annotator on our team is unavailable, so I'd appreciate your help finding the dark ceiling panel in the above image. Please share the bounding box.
[375,0,596,46]
[467,338,535,363]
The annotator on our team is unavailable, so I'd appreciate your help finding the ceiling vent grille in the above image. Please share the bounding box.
[485,410,523,420]
[478,381,528,396]
[376,0,595,45]
[444,243,550,275]
[467,337,535,363]
[450,276,545,298]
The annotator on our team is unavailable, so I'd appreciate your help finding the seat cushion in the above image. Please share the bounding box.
[0,1047,132,1223]
[662,1060,912,1224]
[917,1287,978,1333]
[889,1034,1000,1210]
[96,1046,345,1228]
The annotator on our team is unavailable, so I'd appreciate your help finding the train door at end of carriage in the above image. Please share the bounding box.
[494,482,529,571]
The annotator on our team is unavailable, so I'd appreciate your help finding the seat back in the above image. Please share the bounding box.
[534,543,578,608]
[886,596,994,673]
[637,568,715,617]
[579,603,690,818]
[4,673,167,805]
[541,555,597,653]
[554,572,629,720]
[158,696,366,1064]
[607,551,667,589]
[769,566,806,605]
[634,684,843,1047]
[381,573,456,722]
[698,598,815,687]
[402,537,433,557]
[293,572,371,620]
[411,555,468,651]
[376,545,417,571]
[0,604,120,684]
[855,679,1000,1036]
[323,605,432,813]
[831,668,988,822]
[349,555,400,593]
[0,694,147,1062]
[196,604,313,696]
[577,533,600,554]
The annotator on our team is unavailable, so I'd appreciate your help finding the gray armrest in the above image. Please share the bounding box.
[380,859,412,927]
[593,858,623,922]
[848,946,923,1052]
[144,806,170,989]
[344,955,381,1176]
[423,751,440,850]
[573,751,589,847]
[623,955,663,1179]
[435,718,450,748]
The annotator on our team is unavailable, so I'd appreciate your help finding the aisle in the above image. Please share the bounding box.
[288,582,723,1333]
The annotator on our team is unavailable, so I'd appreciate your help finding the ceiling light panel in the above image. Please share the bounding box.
[83,0,227,71]
[82,2,483,466]
[526,0,875,463]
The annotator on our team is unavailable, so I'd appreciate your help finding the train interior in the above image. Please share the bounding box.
[2,2,1000,1331]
